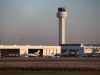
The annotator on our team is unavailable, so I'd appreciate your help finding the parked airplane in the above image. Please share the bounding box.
[28,50,40,57]
[55,50,79,57]
[54,52,69,57]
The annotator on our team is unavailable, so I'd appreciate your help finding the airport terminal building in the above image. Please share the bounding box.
[0,8,100,58]
[0,44,100,57]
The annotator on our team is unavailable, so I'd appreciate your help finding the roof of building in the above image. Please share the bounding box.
[60,44,81,46]
[82,44,100,46]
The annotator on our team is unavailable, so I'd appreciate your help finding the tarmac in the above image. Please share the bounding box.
[0,57,100,71]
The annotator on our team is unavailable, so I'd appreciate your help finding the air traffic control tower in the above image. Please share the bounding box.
[57,7,67,45]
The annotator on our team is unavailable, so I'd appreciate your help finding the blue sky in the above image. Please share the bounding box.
[0,0,100,45]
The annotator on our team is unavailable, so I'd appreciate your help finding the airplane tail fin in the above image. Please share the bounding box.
[35,50,40,55]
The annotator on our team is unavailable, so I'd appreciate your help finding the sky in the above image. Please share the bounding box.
[0,0,100,45]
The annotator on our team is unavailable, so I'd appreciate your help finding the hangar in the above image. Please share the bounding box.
[0,45,61,57]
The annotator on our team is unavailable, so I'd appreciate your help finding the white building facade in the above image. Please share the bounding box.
[0,45,61,57]
[81,44,100,57]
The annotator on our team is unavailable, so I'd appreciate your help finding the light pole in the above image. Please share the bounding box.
[20,38,23,45]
